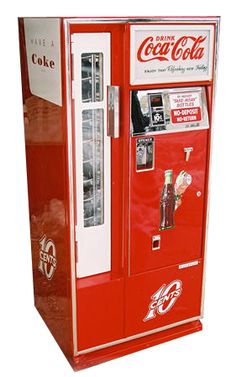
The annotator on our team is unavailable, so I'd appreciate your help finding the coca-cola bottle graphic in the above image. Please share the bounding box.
[160,170,175,230]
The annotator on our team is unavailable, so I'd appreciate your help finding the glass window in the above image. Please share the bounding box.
[82,109,104,227]
[81,53,103,103]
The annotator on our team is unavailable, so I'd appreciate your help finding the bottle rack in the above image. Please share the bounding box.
[81,53,104,227]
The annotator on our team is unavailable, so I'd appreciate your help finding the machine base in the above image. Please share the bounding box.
[69,320,202,371]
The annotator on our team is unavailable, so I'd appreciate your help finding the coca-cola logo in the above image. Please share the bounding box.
[137,35,206,63]
[32,53,55,69]
[143,280,182,321]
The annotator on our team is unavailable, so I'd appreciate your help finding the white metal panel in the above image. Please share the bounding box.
[72,33,111,278]
[130,24,215,85]
[24,18,62,106]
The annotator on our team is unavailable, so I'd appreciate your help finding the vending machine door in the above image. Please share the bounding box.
[129,87,209,275]
[71,33,111,278]
[71,27,125,352]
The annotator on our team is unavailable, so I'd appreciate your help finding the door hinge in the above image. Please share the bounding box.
[75,242,79,264]
[107,86,120,138]
[75,225,79,264]
[75,224,79,242]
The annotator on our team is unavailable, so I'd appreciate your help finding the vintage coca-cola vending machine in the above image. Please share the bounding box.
[18,17,220,370]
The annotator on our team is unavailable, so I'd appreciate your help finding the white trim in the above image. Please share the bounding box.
[77,316,201,355]
[64,20,78,358]
[200,18,220,317]
[64,17,220,24]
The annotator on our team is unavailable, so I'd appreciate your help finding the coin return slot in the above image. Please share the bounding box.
[152,235,161,251]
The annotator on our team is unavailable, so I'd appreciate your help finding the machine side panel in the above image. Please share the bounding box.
[18,17,73,359]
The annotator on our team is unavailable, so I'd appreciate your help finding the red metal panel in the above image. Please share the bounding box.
[77,277,124,350]
[130,130,208,274]
[125,261,203,336]
[18,18,74,359]
[71,320,202,370]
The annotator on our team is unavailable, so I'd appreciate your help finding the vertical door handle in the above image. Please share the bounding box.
[184,147,193,161]
[107,86,120,138]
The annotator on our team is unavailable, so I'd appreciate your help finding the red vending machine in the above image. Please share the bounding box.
[18,17,220,370]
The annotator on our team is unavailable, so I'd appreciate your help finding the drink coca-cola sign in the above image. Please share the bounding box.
[131,25,214,85]
[137,35,206,62]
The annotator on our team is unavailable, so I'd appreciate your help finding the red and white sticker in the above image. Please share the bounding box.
[143,280,183,322]
[169,92,202,125]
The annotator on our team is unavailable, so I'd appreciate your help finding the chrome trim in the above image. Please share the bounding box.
[65,17,220,24]
[184,147,193,162]
[64,19,79,357]
[130,86,209,136]
[200,17,221,317]
[77,315,201,355]
[107,86,120,138]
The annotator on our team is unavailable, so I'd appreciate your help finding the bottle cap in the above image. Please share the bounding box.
[165,169,173,175]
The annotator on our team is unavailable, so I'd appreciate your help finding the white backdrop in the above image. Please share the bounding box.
[0,3,235,376]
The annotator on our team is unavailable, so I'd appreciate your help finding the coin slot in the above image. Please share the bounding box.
[152,235,161,251]
[136,137,154,172]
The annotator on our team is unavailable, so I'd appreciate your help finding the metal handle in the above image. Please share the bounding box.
[107,86,120,138]
[184,147,193,161]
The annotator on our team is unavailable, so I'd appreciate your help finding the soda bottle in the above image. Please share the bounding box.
[160,170,175,230]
